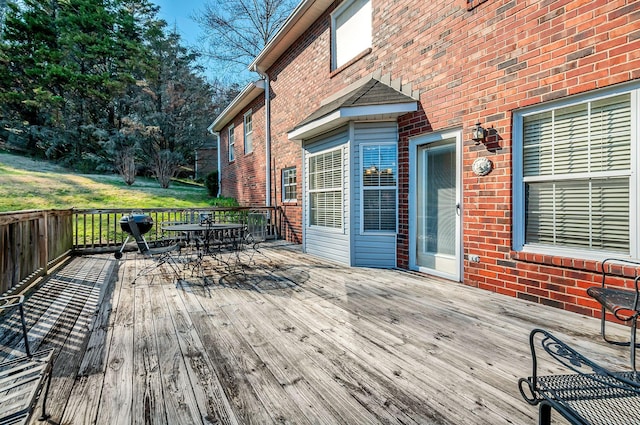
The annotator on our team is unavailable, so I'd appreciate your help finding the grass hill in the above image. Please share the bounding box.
[0,152,217,212]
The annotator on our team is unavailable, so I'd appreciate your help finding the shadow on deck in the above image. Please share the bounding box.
[0,241,631,425]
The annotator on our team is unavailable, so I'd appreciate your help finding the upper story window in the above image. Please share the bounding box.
[361,143,397,233]
[282,167,297,203]
[331,0,371,70]
[228,125,235,162]
[244,110,253,154]
[513,85,638,259]
[309,148,343,229]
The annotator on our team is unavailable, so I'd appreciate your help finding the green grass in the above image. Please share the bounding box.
[0,152,234,212]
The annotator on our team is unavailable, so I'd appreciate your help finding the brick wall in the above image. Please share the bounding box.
[220,0,640,318]
[219,96,267,206]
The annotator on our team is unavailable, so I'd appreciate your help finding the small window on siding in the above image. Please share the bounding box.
[331,0,371,70]
[244,110,253,154]
[361,143,397,232]
[282,167,297,202]
[228,125,235,162]
[309,148,343,228]
[515,91,635,256]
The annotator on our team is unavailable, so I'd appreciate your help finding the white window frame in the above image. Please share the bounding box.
[513,82,640,260]
[228,125,235,162]
[308,147,343,229]
[360,142,398,234]
[331,0,372,70]
[282,167,297,203]
[244,110,253,154]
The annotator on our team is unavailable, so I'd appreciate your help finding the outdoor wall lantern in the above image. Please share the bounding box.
[471,122,487,144]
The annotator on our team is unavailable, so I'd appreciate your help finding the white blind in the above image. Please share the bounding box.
[363,190,396,231]
[523,93,631,252]
[425,145,456,255]
[591,96,631,171]
[362,144,397,232]
[309,149,343,228]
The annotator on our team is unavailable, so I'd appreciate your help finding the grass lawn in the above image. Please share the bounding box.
[0,152,218,212]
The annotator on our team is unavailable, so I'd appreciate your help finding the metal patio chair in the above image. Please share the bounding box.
[126,215,183,284]
[0,295,54,425]
[587,258,640,373]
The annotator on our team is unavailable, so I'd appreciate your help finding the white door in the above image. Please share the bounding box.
[410,131,461,280]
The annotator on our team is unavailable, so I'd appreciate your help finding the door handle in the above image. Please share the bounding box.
[456,203,460,216]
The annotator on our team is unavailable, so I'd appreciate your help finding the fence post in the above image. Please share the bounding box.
[39,211,49,276]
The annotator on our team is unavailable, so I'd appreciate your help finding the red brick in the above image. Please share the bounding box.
[216,0,639,320]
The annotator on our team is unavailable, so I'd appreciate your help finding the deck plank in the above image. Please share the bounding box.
[224,287,428,424]
[31,256,115,424]
[57,256,121,425]
[162,280,239,425]
[146,267,203,425]
[189,307,290,424]
[3,242,634,425]
[94,258,135,425]
[132,285,167,425]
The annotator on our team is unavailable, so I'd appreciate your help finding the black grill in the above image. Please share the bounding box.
[119,214,154,235]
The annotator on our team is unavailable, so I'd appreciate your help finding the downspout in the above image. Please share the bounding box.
[252,67,272,208]
[215,132,221,197]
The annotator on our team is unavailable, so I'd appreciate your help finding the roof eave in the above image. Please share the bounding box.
[208,80,265,133]
[288,102,418,141]
[250,0,334,73]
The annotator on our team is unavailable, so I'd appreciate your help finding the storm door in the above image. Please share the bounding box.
[412,132,461,280]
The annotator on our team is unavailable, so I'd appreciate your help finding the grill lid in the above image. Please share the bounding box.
[119,214,154,235]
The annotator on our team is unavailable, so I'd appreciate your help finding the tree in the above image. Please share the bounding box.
[0,0,215,187]
[0,0,8,38]
[133,29,216,188]
[0,0,141,165]
[194,0,297,82]
[0,0,63,142]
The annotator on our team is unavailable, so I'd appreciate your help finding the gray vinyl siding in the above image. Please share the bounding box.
[303,126,350,265]
[351,122,398,268]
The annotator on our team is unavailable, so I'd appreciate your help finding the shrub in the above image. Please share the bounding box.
[205,171,219,197]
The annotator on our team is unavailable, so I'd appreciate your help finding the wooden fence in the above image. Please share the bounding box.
[0,207,278,295]
[0,209,74,295]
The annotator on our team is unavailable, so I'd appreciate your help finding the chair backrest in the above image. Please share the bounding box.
[0,295,31,356]
[247,213,267,242]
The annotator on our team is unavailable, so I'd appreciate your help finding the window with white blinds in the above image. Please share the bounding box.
[228,125,235,162]
[517,91,634,255]
[361,143,397,232]
[309,148,343,228]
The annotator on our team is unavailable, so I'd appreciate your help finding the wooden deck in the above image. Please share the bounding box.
[0,241,632,424]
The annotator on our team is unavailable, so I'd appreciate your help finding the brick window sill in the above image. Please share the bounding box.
[511,251,602,275]
[330,48,372,78]
[467,0,488,11]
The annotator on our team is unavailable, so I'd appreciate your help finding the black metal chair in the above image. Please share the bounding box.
[242,212,268,266]
[518,328,640,425]
[587,258,640,373]
[126,216,182,284]
[0,295,54,425]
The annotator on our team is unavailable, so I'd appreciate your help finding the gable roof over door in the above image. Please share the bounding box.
[288,78,418,141]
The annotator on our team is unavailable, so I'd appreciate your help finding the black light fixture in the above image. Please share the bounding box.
[472,122,487,143]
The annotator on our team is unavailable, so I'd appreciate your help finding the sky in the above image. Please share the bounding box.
[151,0,217,81]
[152,0,202,47]
[151,0,253,84]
